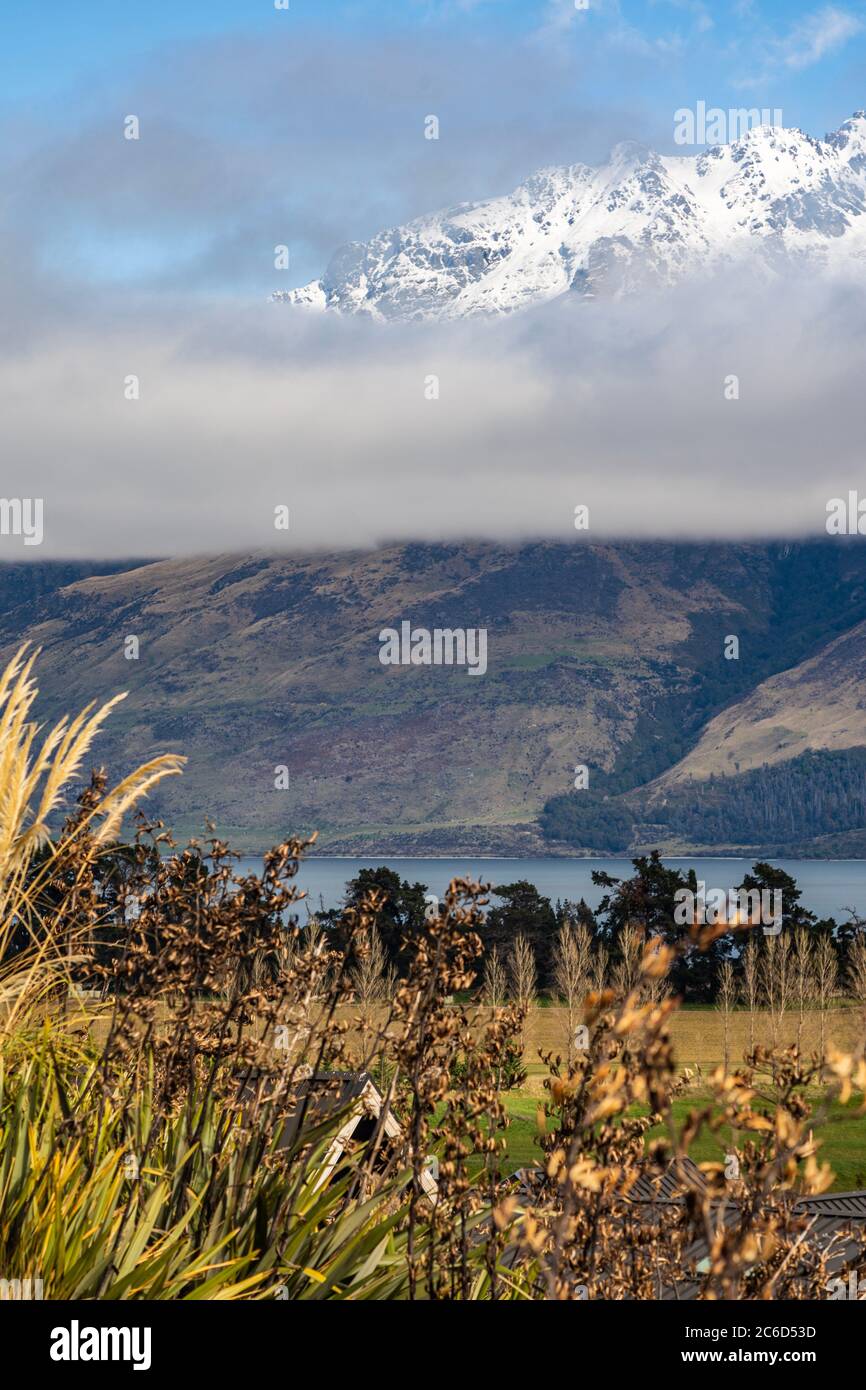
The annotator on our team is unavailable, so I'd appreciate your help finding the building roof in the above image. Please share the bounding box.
[237,1069,385,1146]
[626,1156,707,1203]
[631,1166,866,1299]
[795,1191,866,1219]
[509,1159,866,1298]
[236,1068,438,1198]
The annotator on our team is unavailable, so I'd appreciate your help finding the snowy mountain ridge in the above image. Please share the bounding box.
[274,113,866,321]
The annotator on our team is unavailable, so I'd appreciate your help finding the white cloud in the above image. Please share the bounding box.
[782,5,863,71]
[737,4,864,85]
[3,269,866,557]
[536,0,689,62]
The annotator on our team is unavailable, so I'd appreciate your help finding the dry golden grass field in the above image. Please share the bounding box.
[520,1004,864,1079]
[66,999,865,1076]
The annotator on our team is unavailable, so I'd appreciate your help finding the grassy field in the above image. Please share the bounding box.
[519,1002,864,1073]
[69,997,866,1190]
[497,1091,866,1188]
[494,1004,866,1187]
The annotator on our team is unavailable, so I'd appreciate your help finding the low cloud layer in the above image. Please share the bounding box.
[4,267,866,557]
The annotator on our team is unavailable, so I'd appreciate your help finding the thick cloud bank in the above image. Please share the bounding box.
[2,269,865,557]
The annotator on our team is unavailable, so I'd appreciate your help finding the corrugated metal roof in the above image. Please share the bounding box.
[501,1163,866,1298]
[660,1197,866,1298]
[627,1156,707,1203]
[795,1191,866,1218]
[236,1069,380,1147]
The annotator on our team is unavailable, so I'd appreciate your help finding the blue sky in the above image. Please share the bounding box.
[3,2,865,126]
[2,1,865,292]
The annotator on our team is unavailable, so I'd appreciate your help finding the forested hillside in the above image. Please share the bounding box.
[542,750,866,854]
[3,540,866,854]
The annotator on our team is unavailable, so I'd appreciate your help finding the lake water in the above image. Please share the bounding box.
[236,855,866,923]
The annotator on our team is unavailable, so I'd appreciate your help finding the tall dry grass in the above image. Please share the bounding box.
[0,645,182,1032]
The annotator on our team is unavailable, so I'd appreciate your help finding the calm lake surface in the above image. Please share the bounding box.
[236,855,866,923]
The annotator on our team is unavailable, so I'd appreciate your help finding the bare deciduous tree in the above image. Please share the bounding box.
[813,932,838,1066]
[351,924,394,1058]
[590,941,609,995]
[508,933,538,1057]
[612,923,643,1000]
[742,936,759,1053]
[716,958,737,1074]
[792,926,814,1055]
[552,920,592,1067]
[761,932,793,1050]
[508,934,538,1013]
[642,935,671,1006]
[482,944,507,1009]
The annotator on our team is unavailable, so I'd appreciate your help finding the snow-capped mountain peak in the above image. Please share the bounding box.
[274,114,866,322]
